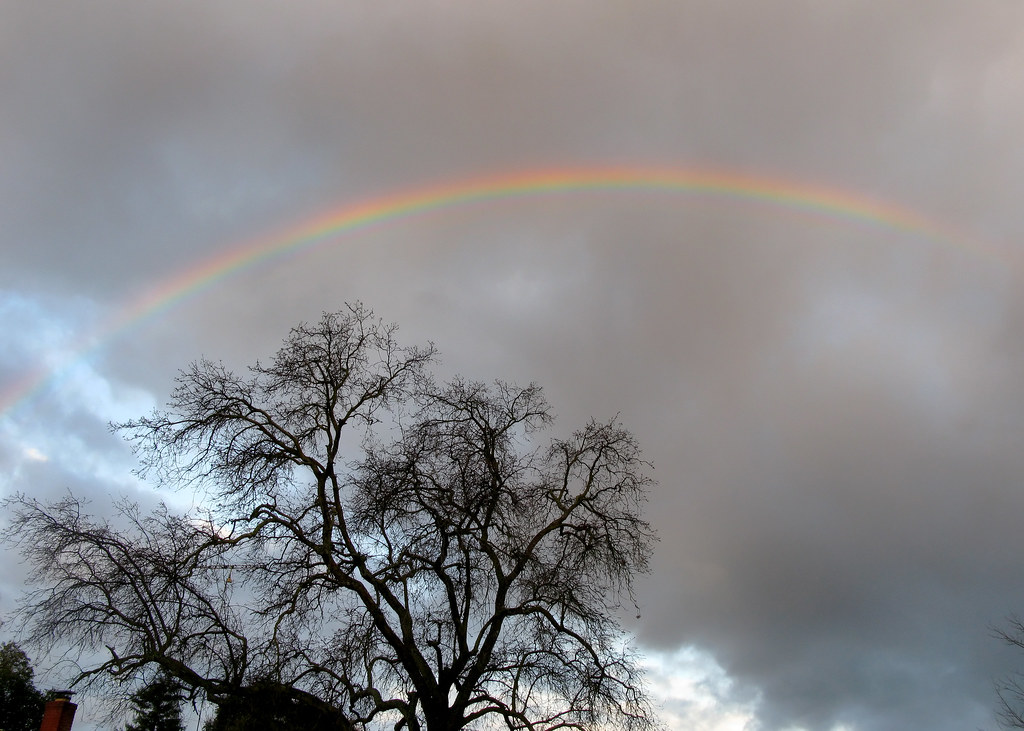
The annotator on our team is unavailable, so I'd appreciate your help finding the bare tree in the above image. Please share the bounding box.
[996,617,1024,728]
[6,303,658,731]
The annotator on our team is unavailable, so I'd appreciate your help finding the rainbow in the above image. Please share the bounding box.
[0,164,999,420]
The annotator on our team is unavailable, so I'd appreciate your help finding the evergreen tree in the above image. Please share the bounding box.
[0,642,46,731]
[202,681,335,731]
[124,672,185,731]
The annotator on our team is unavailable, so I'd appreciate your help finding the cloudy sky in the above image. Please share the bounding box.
[4,2,1024,729]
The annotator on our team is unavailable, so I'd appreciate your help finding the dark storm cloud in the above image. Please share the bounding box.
[4,3,1024,729]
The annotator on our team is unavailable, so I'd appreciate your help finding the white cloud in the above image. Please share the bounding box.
[0,291,157,496]
[21,446,48,463]
[642,646,760,731]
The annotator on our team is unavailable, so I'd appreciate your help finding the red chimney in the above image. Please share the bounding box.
[39,691,77,731]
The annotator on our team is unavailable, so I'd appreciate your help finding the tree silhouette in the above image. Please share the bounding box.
[7,304,658,731]
[123,671,185,731]
[0,642,46,731]
[201,680,337,731]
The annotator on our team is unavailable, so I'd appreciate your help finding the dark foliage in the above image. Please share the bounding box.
[203,681,342,731]
[123,671,185,731]
[0,642,46,731]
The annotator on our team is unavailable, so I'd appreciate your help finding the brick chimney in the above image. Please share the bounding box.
[39,691,77,731]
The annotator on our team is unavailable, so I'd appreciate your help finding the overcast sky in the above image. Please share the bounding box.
[4,3,1024,730]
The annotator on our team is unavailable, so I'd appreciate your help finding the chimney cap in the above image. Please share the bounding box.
[50,690,75,700]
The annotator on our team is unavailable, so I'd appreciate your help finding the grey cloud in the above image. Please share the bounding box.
[4,3,1024,729]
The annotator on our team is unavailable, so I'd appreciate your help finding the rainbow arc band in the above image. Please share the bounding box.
[0,165,999,420]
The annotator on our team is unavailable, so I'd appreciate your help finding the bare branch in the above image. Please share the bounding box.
[4,305,657,731]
